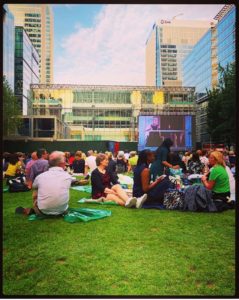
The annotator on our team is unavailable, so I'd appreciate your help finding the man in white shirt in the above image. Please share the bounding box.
[16,151,74,216]
[85,150,97,173]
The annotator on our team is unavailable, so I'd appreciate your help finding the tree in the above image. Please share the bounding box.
[3,76,22,136]
[206,62,235,146]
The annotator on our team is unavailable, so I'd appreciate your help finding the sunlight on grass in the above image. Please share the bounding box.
[3,184,235,296]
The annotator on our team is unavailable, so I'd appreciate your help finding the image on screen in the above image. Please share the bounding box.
[138,115,192,151]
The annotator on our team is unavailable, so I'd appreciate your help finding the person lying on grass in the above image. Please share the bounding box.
[16,151,77,216]
[91,153,147,208]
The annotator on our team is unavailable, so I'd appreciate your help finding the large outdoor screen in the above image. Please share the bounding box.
[138,115,193,151]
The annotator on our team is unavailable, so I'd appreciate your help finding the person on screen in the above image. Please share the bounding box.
[145,117,164,147]
[145,116,161,136]
[150,138,180,180]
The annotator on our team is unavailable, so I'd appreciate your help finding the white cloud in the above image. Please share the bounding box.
[54,4,224,85]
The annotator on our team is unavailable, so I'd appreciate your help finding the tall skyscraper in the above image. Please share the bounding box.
[15,27,40,115]
[3,4,15,90]
[145,19,215,87]
[8,4,53,84]
[182,5,235,143]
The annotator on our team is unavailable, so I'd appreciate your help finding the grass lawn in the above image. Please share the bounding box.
[3,181,235,296]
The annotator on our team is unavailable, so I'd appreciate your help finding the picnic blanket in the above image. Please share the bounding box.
[70,185,92,193]
[28,207,111,223]
[117,174,134,187]
[78,198,119,205]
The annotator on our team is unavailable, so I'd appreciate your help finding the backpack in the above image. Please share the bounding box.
[8,177,30,193]
[163,189,184,210]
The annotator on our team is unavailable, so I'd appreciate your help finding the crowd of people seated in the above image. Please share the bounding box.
[3,142,236,216]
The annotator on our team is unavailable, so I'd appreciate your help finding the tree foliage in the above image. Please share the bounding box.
[206,63,235,145]
[3,76,22,136]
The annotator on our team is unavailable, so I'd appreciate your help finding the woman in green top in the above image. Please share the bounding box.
[201,151,230,201]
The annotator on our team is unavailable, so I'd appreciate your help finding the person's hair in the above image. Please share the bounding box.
[31,151,37,159]
[16,152,24,158]
[160,138,173,150]
[37,148,47,159]
[9,153,19,165]
[75,151,82,158]
[117,151,124,159]
[196,150,202,156]
[3,152,11,162]
[137,149,152,167]
[96,153,107,166]
[48,151,65,167]
[105,151,113,160]
[64,152,70,158]
[223,150,229,155]
[168,152,180,165]
[87,150,93,157]
[191,151,200,162]
[130,151,136,157]
[201,149,207,156]
[210,151,226,167]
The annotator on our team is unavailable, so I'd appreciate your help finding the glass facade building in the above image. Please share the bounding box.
[217,6,235,69]
[183,30,212,100]
[15,27,40,115]
[3,4,15,90]
[146,19,213,87]
[8,4,54,84]
[30,84,196,144]
[182,5,235,143]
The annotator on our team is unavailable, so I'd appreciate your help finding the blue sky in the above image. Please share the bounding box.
[52,4,224,85]
[53,4,103,58]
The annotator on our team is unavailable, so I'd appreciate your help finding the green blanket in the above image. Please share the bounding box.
[70,185,92,193]
[28,207,111,223]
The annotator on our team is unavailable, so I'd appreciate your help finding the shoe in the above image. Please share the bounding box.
[15,207,25,214]
[125,197,137,208]
[136,194,148,209]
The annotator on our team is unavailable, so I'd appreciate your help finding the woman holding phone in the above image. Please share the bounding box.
[133,149,170,207]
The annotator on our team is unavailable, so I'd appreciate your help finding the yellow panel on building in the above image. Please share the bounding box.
[153,91,164,105]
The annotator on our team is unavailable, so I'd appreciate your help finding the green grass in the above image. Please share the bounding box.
[3,181,235,296]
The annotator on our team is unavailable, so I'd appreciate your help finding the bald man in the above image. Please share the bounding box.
[26,151,76,216]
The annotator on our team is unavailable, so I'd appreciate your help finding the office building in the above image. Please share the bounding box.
[15,26,40,115]
[145,19,214,87]
[3,4,15,90]
[29,83,196,148]
[183,4,235,143]
[8,4,54,84]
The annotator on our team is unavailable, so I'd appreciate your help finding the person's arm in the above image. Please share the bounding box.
[91,170,116,195]
[201,175,215,190]
[141,168,165,193]
[32,177,39,203]
[162,160,179,169]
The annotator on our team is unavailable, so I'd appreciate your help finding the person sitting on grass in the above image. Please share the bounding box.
[28,148,49,189]
[128,151,138,172]
[16,151,75,216]
[188,151,205,174]
[201,151,231,203]
[25,151,38,185]
[133,149,169,207]
[91,153,147,208]
[72,151,85,174]
[5,153,22,180]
